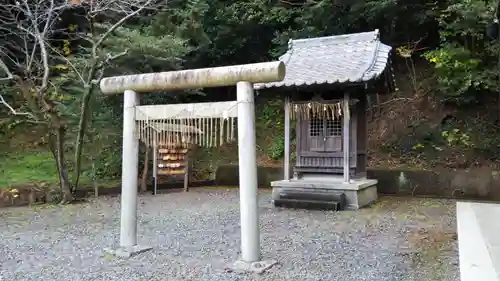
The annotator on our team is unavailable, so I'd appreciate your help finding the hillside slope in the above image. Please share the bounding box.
[1,63,499,188]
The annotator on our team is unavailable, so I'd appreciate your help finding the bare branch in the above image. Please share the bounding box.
[89,0,166,16]
[93,49,129,83]
[45,42,86,84]
[41,0,56,36]
[93,0,156,50]
[0,92,36,119]
[17,0,53,96]
[35,35,51,96]
[97,49,129,69]
[0,59,16,82]
[0,0,166,123]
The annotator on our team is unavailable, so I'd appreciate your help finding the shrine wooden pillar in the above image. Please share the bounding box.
[343,92,350,183]
[283,96,291,180]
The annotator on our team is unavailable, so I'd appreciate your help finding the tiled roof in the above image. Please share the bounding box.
[254,29,392,90]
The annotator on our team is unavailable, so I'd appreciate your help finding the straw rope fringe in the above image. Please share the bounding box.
[290,101,350,121]
[134,100,350,148]
[134,101,239,148]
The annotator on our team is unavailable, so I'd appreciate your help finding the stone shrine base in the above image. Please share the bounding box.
[271,176,378,210]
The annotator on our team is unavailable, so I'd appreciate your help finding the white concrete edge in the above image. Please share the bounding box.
[457,201,499,281]
[270,179,377,191]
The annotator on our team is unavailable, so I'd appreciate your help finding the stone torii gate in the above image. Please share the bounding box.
[99,61,285,272]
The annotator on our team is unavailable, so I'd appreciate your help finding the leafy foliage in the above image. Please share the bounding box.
[3,0,500,186]
[255,99,289,161]
[424,46,483,98]
[423,0,499,103]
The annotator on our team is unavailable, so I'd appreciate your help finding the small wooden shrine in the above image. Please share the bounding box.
[255,30,396,210]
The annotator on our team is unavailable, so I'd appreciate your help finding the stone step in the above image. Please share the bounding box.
[279,190,346,202]
[273,198,341,211]
[274,190,347,210]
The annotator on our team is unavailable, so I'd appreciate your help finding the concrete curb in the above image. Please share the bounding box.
[215,164,500,201]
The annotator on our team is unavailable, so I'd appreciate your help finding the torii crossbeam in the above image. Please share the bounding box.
[99,62,285,273]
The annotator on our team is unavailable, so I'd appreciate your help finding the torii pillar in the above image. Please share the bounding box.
[99,62,285,273]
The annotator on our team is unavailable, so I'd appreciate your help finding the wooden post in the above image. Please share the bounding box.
[343,92,350,183]
[152,137,158,195]
[284,96,291,180]
[140,144,150,193]
[92,163,99,198]
[184,157,189,192]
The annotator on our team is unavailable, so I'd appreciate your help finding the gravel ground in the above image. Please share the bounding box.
[0,188,459,281]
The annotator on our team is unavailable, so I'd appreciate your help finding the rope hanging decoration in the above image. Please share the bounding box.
[290,100,353,121]
[134,101,239,149]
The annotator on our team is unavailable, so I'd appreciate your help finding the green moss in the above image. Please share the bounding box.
[0,150,120,188]
[0,151,58,187]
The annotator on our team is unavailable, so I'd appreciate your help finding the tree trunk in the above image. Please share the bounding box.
[140,144,149,193]
[73,64,97,191]
[48,131,61,178]
[72,85,94,192]
[54,126,73,203]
